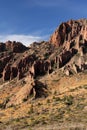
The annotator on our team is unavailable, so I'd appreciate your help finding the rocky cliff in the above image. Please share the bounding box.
[0,19,87,83]
[0,19,87,106]
[0,19,87,130]
[49,19,87,75]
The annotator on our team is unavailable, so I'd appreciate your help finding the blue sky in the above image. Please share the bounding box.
[0,0,87,46]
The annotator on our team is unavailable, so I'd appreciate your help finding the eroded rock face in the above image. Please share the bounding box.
[10,67,18,80]
[0,41,28,53]
[2,54,52,81]
[5,41,28,53]
[0,43,5,52]
[50,22,72,46]
[0,55,12,73]
[50,19,87,59]
[0,19,87,82]
[49,19,87,73]
[6,76,35,106]
[3,64,11,81]
[6,76,48,106]
[0,18,87,108]
[49,19,83,46]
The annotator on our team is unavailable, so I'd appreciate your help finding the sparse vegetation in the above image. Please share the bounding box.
[63,95,74,106]
[83,84,87,89]
[0,19,87,130]
[46,99,50,103]
[23,97,28,102]
[28,104,34,114]
[15,118,20,122]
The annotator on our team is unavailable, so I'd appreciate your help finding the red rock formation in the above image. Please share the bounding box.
[3,64,11,81]
[44,60,51,74]
[5,41,28,53]
[0,19,87,82]
[6,76,35,106]
[49,19,85,47]
[10,67,18,80]
[0,43,5,52]
[50,22,71,46]
[34,60,45,76]
[49,19,87,73]
[0,55,12,74]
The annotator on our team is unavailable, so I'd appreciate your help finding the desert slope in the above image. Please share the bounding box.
[0,19,87,129]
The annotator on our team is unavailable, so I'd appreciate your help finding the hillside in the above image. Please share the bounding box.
[0,19,87,130]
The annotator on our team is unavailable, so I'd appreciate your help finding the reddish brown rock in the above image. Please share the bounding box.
[44,60,52,74]
[0,55,12,73]
[58,50,72,67]
[5,41,28,53]
[0,43,5,52]
[50,22,71,46]
[10,67,18,80]
[65,69,70,76]
[0,18,87,82]
[49,19,85,47]
[72,64,78,73]
[34,60,45,76]
[3,64,11,81]
[6,76,35,106]
[17,70,23,80]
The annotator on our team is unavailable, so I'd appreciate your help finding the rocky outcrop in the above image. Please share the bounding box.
[50,22,71,46]
[3,64,11,81]
[0,54,12,74]
[0,18,87,108]
[5,41,28,53]
[6,76,35,106]
[49,19,87,74]
[2,55,52,81]
[0,43,5,52]
[10,67,18,80]
[6,76,48,106]
[0,18,87,82]
[0,41,28,53]
[49,19,83,46]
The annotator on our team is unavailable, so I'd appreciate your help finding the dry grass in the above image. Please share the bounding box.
[0,71,87,129]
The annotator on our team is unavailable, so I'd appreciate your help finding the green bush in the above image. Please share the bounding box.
[63,95,74,106]
[23,98,28,102]
[83,84,87,89]
[28,104,34,114]
[46,99,50,103]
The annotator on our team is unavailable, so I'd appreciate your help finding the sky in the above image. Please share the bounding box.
[0,0,87,46]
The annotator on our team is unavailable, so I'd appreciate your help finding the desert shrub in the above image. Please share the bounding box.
[8,104,15,108]
[23,98,28,102]
[15,118,20,122]
[0,97,10,109]
[83,84,87,89]
[44,53,49,59]
[28,104,34,114]
[53,96,61,103]
[37,102,42,106]
[55,97,61,102]
[63,95,74,106]
[46,99,50,103]
[53,90,57,95]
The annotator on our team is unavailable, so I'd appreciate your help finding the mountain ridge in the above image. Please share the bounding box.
[0,18,87,129]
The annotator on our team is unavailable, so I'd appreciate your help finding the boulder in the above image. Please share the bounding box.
[6,76,35,106]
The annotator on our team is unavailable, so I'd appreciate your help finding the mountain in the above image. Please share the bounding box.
[0,19,87,130]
